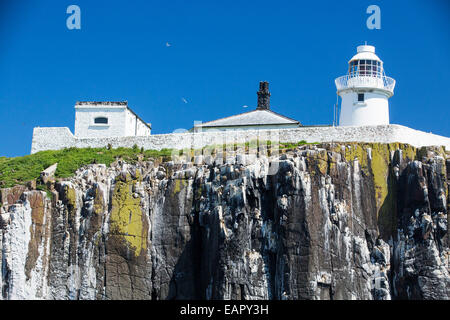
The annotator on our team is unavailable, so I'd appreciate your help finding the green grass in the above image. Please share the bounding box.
[0,141,316,189]
[0,147,173,188]
[188,139,313,153]
[279,140,311,149]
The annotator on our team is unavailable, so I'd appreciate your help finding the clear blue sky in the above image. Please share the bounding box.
[0,0,449,157]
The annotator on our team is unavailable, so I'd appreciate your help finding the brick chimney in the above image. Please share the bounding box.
[256,81,271,110]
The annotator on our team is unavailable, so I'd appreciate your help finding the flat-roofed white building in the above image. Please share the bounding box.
[74,101,151,138]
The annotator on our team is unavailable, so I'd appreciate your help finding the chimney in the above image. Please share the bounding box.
[256,81,271,110]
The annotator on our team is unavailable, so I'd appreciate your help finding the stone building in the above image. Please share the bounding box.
[74,101,151,138]
[191,82,300,132]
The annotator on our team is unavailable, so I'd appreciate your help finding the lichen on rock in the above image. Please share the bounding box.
[109,175,148,257]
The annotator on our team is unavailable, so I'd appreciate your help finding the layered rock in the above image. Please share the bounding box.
[0,143,448,300]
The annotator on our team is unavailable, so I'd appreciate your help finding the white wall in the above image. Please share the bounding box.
[31,124,450,154]
[339,91,389,126]
[124,109,151,136]
[75,105,151,138]
[124,109,135,136]
[75,106,126,138]
[136,121,151,136]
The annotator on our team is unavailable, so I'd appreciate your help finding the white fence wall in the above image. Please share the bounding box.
[31,124,450,154]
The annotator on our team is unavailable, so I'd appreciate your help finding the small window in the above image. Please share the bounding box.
[94,117,108,124]
[358,93,365,102]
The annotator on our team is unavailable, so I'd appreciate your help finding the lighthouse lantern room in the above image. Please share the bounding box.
[335,45,396,126]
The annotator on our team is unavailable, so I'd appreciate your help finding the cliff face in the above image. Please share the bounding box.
[0,143,449,300]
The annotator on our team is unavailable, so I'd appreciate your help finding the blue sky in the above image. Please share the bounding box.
[0,0,449,157]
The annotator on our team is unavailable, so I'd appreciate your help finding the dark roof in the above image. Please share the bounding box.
[76,101,128,106]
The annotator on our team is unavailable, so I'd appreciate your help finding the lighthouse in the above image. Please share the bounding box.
[335,45,396,126]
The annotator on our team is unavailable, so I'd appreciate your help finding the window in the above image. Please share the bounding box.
[358,93,365,102]
[94,117,108,124]
[349,60,383,77]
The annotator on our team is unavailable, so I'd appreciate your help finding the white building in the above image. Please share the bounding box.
[74,101,151,138]
[192,82,300,132]
[335,45,396,126]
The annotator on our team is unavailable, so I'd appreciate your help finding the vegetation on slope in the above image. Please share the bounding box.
[0,141,313,189]
[0,146,173,188]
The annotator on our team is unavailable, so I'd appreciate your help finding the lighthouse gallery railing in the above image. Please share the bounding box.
[335,75,396,93]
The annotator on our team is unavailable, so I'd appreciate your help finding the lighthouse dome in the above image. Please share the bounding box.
[346,44,385,78]
[348,45,382,63]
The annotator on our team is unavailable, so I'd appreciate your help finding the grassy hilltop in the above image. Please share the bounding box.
[0,146,173,189]
[0,141,311,189]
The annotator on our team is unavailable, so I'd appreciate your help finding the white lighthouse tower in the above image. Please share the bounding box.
[335,44,396,126]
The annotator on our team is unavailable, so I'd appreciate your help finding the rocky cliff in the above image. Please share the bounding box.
[1,143,449,300]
